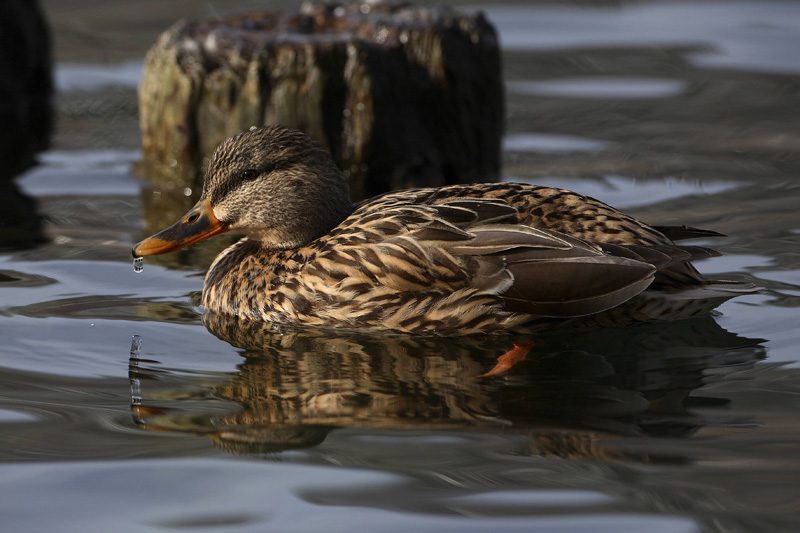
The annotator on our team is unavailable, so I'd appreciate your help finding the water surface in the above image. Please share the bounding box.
[2,1,800,531]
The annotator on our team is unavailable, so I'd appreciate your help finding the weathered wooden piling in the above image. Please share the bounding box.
[138,2,503,200]
[0,0,50,248]
[0,0,52,182]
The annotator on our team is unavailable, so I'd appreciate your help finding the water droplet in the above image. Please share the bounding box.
[130,334,143,357]
[183,187,192,197]
[133,256,144,273]
[129,335,143,404]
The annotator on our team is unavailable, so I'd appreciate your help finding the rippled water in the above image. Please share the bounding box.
[2,1,800,532]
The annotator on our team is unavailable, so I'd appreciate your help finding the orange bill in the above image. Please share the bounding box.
[132,198,228,257]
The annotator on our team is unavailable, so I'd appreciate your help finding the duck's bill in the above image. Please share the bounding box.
[132,198,228,257]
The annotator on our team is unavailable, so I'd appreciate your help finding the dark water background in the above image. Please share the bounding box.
[2,1,800,531]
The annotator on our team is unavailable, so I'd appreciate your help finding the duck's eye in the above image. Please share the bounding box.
[241,169,258,180]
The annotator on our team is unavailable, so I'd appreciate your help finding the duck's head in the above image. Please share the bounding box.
[132,126,352,257]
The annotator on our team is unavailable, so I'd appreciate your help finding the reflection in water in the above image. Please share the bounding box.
[130,314,765,461]
[0,180,45,250]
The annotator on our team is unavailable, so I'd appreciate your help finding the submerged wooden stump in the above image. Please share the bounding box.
[139,1,503,199]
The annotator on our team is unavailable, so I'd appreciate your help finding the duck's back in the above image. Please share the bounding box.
[359,182,670,244]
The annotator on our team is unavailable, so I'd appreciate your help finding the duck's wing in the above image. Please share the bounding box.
[445,222,720,317]
[319,199,720,319]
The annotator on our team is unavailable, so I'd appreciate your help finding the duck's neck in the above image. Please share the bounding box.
[245,199,354,252]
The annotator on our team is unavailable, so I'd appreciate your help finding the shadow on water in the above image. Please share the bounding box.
[0,182,46,250]
[130,314,765,460]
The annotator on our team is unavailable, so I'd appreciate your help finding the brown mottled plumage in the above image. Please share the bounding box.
[133,126,754,335]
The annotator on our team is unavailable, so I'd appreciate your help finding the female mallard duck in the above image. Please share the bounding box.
[133,126,752,336]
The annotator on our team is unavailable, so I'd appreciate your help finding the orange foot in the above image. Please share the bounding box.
[475,340,535,379]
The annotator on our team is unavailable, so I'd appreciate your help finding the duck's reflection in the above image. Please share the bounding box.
[130,315,765,458]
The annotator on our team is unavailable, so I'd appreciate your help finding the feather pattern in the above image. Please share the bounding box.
[202,182,749,335]
[133,126,756,336]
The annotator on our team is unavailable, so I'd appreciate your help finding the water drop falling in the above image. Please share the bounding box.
[133,256,144,273]
[130,334,143,357]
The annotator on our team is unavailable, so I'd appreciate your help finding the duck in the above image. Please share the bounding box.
[133,125,753,336]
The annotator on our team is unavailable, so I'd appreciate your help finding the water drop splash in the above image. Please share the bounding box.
[130,334,142,357]
[133,256,143,273]
[129,335,143,405]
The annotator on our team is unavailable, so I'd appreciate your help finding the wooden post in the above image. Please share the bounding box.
[138,2,503,200]
[0,0,50,248]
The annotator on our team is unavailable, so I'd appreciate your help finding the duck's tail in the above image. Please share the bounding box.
[548,279,759,330]
[624,279,759,324]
